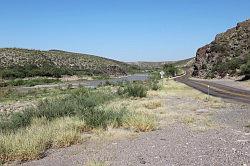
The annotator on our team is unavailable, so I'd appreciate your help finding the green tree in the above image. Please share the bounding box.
[163,64,178,77]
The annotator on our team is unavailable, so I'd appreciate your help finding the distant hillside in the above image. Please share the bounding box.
[128,58,194,69]
[193,19,250,79]
[172,57,195,67]
[0,48,138,79]
[127,61,173,69]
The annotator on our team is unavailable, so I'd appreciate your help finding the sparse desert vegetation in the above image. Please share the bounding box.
[0,73,237,164]
[0,2,249,165]
[0,81,158,163]
[0,72,246,165]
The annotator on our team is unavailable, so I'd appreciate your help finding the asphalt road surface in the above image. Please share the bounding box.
[175,73,250,104]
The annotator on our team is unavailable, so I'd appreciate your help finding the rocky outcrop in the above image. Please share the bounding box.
[193,19,250,78]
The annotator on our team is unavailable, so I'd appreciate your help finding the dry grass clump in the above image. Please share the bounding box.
[86,160,107,166]
[179,113,215,131]
[182,116,196,124]
[0,117,87,163]
[123,113,156,132]
[143,100,162,109]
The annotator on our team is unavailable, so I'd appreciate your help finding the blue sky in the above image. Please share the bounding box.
[0,0,249,61]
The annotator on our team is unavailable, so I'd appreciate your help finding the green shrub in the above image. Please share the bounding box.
[0,88,116,132]
[0,109,36,132]
[240,55,250,75]
[149,71,161,81]
[149,81,161,91]
[0,64,74,79]
[119,82,147,98]
[211,57,247,77]
[205,71,215,79]
[81,107,127,128]
[163,64,179,77]
[1,78,61,87]
[117,86,125,96]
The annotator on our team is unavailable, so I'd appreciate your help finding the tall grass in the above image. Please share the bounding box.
[0,117,86,162]
[0,86,156,163]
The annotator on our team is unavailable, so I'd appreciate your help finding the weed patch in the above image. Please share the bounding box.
[123,113,156,132]
[0,117,86,162]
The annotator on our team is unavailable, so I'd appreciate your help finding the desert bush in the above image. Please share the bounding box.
[0,109,36,132]
[240,56,250,76]
[149,81,161,91]
[163,64,179,77]
[149,71,161,81]
[119,82,147,98]
[81,107,127,129]
[211,57,247,77]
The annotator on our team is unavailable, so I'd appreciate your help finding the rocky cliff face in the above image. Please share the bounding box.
[193,19,250,78]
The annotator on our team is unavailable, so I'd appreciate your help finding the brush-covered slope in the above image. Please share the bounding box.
[128,58,194,70]
[0,48,138,79]
[193,19,250,79]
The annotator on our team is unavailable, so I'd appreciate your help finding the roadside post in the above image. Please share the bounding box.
[207,85,210,100]
[160,71,165,79]
[160,71,165,87]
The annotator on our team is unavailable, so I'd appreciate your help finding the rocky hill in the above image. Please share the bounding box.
[193,19,250,79]
[0,48,138,79]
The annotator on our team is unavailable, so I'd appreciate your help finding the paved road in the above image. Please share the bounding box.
[175,73,250,104]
